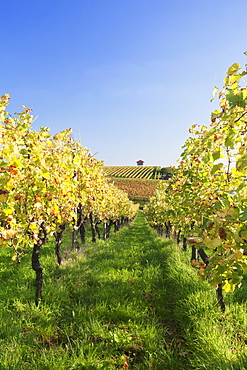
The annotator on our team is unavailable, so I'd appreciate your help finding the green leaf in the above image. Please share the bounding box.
[237,159,247,171]
[218,196,230,207]
[217,265,227,274]
[212,150,221,161]
[214,201,222,210]
[225,136,235,149]
[211,163,224,175]
[203,152,212,164]
[240,209,247,221]
[210,276,223,288]
[227,93,241,108]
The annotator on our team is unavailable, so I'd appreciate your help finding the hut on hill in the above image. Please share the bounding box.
[136,160,144,166]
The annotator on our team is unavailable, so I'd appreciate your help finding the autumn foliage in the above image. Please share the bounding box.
[144,59,247,295]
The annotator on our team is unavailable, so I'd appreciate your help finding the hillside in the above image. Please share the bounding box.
[108,177,159,205]
[104,166,167,207]
[104,166,174,206]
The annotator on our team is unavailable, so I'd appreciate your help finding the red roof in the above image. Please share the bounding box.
[136,160,144,163]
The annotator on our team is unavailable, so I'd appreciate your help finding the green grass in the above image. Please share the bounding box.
[161,242,247,369]
[1,212,247,369]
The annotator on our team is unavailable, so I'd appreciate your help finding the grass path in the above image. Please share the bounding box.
[0,211,187,369]
[55,210,188,369]
[1,211,247,369]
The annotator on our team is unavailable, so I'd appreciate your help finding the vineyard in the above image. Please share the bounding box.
[104,166,174,206]
[0,94,139,305]
[3,57,247,369]
[144,60,247,309]
[103,166,161,179]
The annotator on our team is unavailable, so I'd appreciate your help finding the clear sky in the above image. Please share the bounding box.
[2,0,247,166]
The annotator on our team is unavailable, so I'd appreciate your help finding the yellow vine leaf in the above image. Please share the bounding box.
[0,193,8,202]
[227,63,240,76]
[0,229,17,239]
[203,237,222,249]
[223,281,235,293]
[234,249,243,259]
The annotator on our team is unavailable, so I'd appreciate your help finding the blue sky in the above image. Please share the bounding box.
[2,0,247,166]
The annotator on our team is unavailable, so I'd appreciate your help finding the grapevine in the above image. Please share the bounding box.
[0,94,138,304]
[144,58,247,308]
